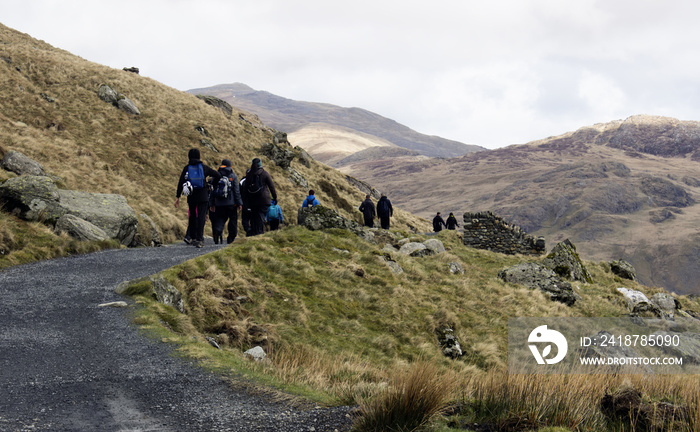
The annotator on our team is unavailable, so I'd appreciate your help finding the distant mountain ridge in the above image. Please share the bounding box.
[340,114,700,295]
[187,83,485,160]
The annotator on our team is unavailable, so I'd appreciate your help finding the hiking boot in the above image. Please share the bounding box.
[194,241,203,248]
[184,237,192,245]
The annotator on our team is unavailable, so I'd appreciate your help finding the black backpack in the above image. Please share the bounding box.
[246,172,263,196]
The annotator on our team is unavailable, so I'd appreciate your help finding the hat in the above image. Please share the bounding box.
[252,157,262,168]
[221,159,232,167]
[188,148,200,160]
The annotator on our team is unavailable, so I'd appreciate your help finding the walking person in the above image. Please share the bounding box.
[432,212,446,233]
[266,199,283,231]
[445,212,460,230]
[242,158,277,236]
[209,159,243,244]
[302,190,320,208]
[376,193,393,230]
[175,148,221,248]
[359,195,376,228]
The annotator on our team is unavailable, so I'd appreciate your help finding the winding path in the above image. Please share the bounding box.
[0,243,352,432]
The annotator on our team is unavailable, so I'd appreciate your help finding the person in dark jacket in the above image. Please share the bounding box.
[432,212,446,233]
[302,190,320,208]
[209,159,243,244]
[175,148,221,248]
[445,212,460,230]
[359,195,376,228]
[376,193,393,229]
[242,158,277,236]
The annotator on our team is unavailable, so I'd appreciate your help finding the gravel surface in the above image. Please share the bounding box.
[0,243,354,432]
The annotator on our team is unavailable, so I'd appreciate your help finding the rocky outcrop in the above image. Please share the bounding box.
[260,141,295,169]
[498,263,577,306]
[435,326,463,359]
[616,288,663,318]
[601,385,689,431]
[97,84,140,115]
[1,150,46,176]
[297,205,361,232]
[610,259,636,280]
[345,175,382,200]
[542,239,592,283]
[397,239,445,257]
[0,175,138,245]
[195,95,232,116]
[462,211,545,256]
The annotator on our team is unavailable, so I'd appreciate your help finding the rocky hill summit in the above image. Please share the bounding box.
[187,82,485,161]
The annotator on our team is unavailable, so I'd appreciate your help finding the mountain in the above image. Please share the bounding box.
[341,115,700,295]
[186,83,485,164]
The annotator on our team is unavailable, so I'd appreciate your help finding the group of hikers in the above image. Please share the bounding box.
[175,149,279,248]
[175,148,460,247]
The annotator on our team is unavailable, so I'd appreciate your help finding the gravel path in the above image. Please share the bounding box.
[0,243,354,432]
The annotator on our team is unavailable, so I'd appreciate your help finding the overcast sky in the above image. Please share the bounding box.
[5,0,700,149]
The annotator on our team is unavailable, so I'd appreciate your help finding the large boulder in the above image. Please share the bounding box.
[97,84,140,115]
[195,94,233,116]
[0,175,138,245]
[616,287,663,317]
[1,150,46,176]
[498,262,577,306]
[650,293,680,319]
[542,239,592,283]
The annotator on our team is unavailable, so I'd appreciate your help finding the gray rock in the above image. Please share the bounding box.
[244,346,267,362]
[57,190,139,245]
[448,262,465,275]
[610,259,636,280]
[498,262,577,306]
[398,242,429,257]
[55,214,110,242]
[616,287,663,317]
[435,326,463,359]
[116,97,141,115]
[294,146,313,168]
[423,239,445,255]
[139,213,162,247]
[260,142,295,169]
[150,275,185,313]
[297,205,361,232]
[542,239,592,282]
[0,175,138,245]
[97,84,119,104]
[288,168,308,188]
[1,150,46,176]
[98,301,128,308]
[650,293,679,318]
[195,95,233,116]
[379,256,404,274]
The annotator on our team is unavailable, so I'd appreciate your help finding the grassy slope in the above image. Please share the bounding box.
[0,23,427,267]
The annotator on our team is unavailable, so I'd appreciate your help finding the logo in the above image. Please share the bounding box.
[528,325,568,365]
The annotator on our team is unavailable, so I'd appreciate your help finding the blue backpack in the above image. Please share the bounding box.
[267,203,280,221]
[186,163,205,189]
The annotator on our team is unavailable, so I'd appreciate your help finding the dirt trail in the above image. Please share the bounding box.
[0,243,352,432]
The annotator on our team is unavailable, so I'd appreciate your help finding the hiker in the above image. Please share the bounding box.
[209,159,243,244]
[359,195,376,228]
[239,171,252,236]
[302,190,319,208]
[445,212,460,230]
[175,148,221,248]
[266,199,283,230]
[242,157,277,236]
[376,193,393,230]
[432,212,446,233]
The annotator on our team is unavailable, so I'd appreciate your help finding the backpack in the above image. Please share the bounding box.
[246,172,264,196]
[186,163,205,190]
[305,196,315,207]
[267,204,280,221]
[214,176,232,198]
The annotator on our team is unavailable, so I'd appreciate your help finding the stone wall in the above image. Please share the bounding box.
[462,211,545,255]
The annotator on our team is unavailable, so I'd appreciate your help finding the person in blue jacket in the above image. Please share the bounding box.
[302,190,320,208]
[266,199,283,231]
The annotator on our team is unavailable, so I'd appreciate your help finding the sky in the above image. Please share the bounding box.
[4,0,700,149]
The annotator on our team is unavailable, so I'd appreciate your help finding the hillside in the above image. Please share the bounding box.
[186,83,485,161]
[0,23,427,267]
[342,115,700,295]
